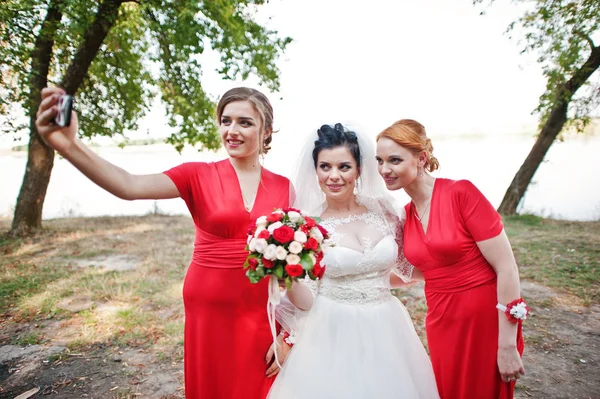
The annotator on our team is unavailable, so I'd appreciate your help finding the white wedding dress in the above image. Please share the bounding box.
[268,210,440,399]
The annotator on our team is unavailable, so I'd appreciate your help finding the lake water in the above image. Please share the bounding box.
[1,133,598,221]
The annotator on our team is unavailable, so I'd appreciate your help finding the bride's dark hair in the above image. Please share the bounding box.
[312,123,361,169]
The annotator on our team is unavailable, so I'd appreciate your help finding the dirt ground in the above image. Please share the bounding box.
[1,215,599,398]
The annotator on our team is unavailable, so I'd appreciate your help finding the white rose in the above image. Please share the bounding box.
[248,238,257,252]
[254,226,267,238]
[286,253,301,265]
[263,244,277,260]
[288,211,302,223]
[310,227,324,243]
[293,230,307,244]
[256,215,268,226]
[254,238,268,254]
[268,221,283,234]
[288,241,303,254]
[275,245,288,260]
[274,209,285,215]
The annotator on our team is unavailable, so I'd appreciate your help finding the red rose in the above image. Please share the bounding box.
[247,258,258,271]
[262,258,275,269]
[267,212,283,223]
[247,222,257,236]
[285,264,304,277]
[312,262,325,279]
[273,225,295,244]
[317,224,329,238]
[304,217,316,228]
[303,237,319,251]
[283,207,301,213]
[300,224,310,234]
[316,250,324,263]
[257,230,270,240]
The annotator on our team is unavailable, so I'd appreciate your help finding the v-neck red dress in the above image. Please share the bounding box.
[164,159,291,399]
[403,178,524,399]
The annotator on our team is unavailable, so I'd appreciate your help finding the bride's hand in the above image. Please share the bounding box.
[277,278,293,291]
[265,334,291,378]
[35,87,79,155]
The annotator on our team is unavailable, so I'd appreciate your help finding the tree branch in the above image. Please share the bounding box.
[575,30,595,51]
[61,0,125,94]
[28,0,64,114]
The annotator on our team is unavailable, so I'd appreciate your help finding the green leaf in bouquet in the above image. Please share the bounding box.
[246,269,262,284]
[255,266,266,278]
[300,252,314,270]
[273,264,284,279]
[285,276,294,290]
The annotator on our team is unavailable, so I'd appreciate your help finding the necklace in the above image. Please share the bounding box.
[414,200,431,222]
[414,178,436,222]
[239,167,262,212]
[241,190,254,212]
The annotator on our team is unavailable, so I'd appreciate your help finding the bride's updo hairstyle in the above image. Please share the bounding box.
[312,123,361,169]
[377,119,440,172]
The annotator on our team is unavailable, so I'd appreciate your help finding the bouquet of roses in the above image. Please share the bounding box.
[245,207,330,288]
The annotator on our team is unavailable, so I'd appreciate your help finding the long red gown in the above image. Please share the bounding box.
[403,178,524,399]
[164,159,291,399]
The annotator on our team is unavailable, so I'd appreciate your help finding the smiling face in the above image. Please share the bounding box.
[218,100,268,159]
[316,146,360,202]
[376,136,422,191]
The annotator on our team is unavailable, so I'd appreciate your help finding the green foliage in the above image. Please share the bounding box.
[0,0,291,151]
[476,0,600,133]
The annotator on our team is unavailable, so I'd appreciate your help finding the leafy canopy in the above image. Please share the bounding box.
[475,0,600,131]
[0,0,292,151]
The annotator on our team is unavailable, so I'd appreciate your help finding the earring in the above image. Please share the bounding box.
[419,166,424,177]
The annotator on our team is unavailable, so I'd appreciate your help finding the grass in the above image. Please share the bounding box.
[0,215,191,360]
[0,213,598,367]
[505,214,600,305]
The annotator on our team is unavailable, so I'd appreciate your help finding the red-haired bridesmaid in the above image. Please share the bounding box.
[376,119,526,399]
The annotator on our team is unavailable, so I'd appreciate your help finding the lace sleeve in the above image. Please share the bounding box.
[392,210,414,283]
[275,276,320,342]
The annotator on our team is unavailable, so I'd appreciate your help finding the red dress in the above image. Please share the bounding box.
[164,160,290,399]
[403,178,524,399]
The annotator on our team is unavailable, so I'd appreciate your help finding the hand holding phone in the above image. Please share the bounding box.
[54,95,74,127]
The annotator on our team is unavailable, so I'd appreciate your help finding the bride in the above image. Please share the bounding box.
[268,124,439,399]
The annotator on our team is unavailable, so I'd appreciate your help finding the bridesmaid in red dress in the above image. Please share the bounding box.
[375,119,526,399]
[34,86,293,398]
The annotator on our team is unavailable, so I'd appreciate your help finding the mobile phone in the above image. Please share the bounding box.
[54,95,74,127]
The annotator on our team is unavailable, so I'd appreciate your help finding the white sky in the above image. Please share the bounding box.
[192,0,547,142]
[2,0,549,149]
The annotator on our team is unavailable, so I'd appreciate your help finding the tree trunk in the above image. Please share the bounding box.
[10,1,64,236]
[10,0,125,236]
[497,45,600,215]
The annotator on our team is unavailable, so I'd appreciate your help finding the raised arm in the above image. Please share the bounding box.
[35,87,179,200]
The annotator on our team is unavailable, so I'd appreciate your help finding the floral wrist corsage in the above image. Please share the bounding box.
[496,298,530,323]
[282,330,296,347]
